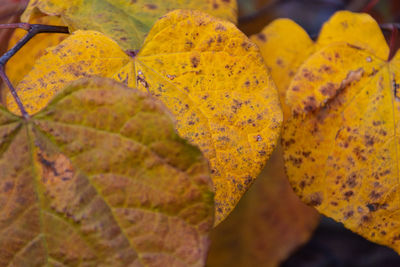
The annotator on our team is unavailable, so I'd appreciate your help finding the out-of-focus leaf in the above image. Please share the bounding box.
[282,11,400,252]
[6,15,68,87]
[207,145,319,267]
[251,18,315,119]
[1,77,214,266]
[21,0,238,50]
[7,10,283,225]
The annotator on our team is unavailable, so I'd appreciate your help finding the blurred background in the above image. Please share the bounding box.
[2,0,400,266]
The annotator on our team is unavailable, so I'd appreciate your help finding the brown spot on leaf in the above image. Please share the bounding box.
[191,56,200,68]
[309,192,323,206]
[144,3,157,9]
[257,33,266,42]
[320,82,337,97]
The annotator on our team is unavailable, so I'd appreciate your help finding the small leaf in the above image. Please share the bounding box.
[22,0,238,50]
[6,15,68,86]
[7,10,282,225]
[1,77,214,266]
[282,11,400,252]
[207,145,319,267]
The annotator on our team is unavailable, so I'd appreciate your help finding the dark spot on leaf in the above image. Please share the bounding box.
[347,43,362,50]
[320,82,337,97]
[3,181,13,192]
[344,210,354,219]
[302,96,318,112]
[191,56,200,68]
[257,33,266,42]
[346,173,357,188]
[309,192,323,206]
[144,3,157,9]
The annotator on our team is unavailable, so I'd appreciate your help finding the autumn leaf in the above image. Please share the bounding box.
[1,77,213,266]
[6,15,68,87]
[6,9,282,225]
[282,11,400,252]
[251,18,315,119]
[21,0,238,50]
[207,145,319,267]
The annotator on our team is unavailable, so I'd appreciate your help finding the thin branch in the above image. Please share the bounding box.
[0,24,69,66]
[361,0,380,13]
[0,66,29,119]
[381,23,400,32]
[0,23,69,118]
[0,23,30,30]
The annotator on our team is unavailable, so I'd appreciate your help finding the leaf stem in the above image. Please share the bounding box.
[0,23,69,118]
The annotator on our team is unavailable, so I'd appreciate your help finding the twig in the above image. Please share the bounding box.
[0,66,28,119]
[361,0,380,13]
[0,23,30,30]
[0,23,69,117]
[381,23,400,32]
[0,23,69,66]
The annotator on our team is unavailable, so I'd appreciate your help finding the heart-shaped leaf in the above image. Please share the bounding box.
[282,11,400,252]
[1,77,213,266]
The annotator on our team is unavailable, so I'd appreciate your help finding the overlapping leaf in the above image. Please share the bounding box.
[281,11,400,252]
[207,145,319,267]
[21,0,238,50]
[1,77,213,266]
[250,18,315,119]
[6,9,282,225]
[6,15,68,86]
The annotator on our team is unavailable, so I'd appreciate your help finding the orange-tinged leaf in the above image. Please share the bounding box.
[21,0,238,50]
[1,77,214,266]
[282,11,400,252]
[251,19,315,119]
[6,15,68,86]
[7,10,283,225]
[207,145,319,267]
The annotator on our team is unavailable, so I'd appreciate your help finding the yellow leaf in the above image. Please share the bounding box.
[282,11,400,252]
[251,19,315,119]
[6,15,68,86]
[22,0,238,50]
[207,145,319,267]
[7,10,282,225]
[1,77,214,266]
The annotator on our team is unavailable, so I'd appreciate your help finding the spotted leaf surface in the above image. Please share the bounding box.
[7,10,282,225]
[21,0,238,50]
[282,11,400,252]
[1,77,213,266]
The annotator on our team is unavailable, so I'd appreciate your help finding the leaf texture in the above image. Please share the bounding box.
[281,11,400,252]
[7,10,282,225]
[1,77,214,266]
[21,0,238,50]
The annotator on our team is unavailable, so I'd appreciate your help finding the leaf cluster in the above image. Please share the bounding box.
[1,0,400,266]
